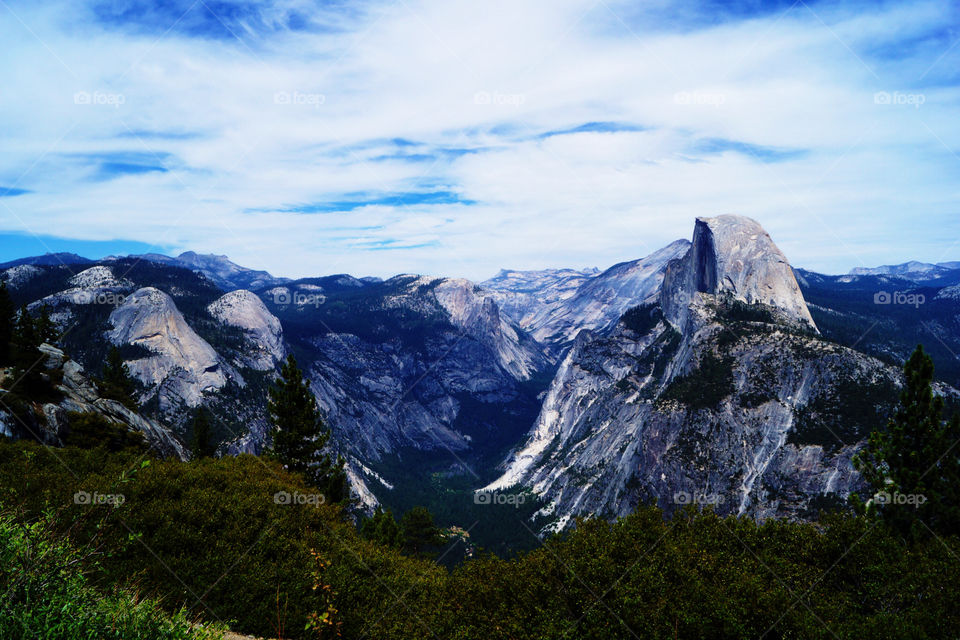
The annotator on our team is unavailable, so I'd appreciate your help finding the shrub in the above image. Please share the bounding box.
[0,508,224,640]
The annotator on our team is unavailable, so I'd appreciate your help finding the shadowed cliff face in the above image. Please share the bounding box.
[487,216,890,532]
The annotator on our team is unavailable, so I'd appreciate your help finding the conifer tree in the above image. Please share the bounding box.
[399,506,442,557]
[359,507,402,548]
[267,354,348,504]
[100,346,138,409]
[854,345,960,537]
[189,407,216,459]
[0,281,13,366]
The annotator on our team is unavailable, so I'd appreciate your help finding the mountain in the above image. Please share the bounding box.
[1,258,553,512]
[252,274,552,507]
[483,240,690,355]
[0,252,93,269]
[849,260,960,284]
[4,228,960,529]
[485,215,910,530]
[795,268,960,389]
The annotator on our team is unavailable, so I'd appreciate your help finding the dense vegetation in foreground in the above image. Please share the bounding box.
[0,441,958,639]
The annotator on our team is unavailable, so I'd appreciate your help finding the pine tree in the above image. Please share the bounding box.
[359,508,402,548]
[13,305,38,361]
[854,345,960,537]
[189,407,216,459]
[0,281,14,366]
[399,506,442,557]
[267,354,348,504]
[33,304,58,345]
[100,346,138,409]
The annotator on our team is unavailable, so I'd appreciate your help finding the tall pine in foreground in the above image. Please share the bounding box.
[189,407,216,459]
[0,281,14,366]
[99,346,138,410]
[267,354,348,504]
[854,344,960,538]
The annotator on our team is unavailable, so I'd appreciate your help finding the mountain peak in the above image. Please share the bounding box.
[662,215,817,330]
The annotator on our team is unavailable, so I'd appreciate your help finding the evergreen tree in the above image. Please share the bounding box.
[13,305,38,362]
[359,507,402,548]
[854,344,960,537]
[0,281,13,366]
[189,407,217,459]
[33,304,58,345]
[399,506,442,557]
[100,346,138,409]
[267,354,349,504]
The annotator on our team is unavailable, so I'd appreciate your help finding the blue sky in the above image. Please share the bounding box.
[0,0,958,279]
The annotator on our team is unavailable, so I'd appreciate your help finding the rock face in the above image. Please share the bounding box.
[207,290,284,370]
[107,287,227,409]
[434,278,549,380]
[661,216,816,332]
[487,216,894,531]
[484,240,690,355]
[0,344,186,460]
[482,267,599,333]
[281,275,548,462]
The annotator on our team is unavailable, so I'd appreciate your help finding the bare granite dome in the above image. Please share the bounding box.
[662,215,817,331]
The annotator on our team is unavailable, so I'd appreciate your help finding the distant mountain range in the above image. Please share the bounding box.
[3,220,959,534]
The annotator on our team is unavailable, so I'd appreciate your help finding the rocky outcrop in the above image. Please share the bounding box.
[434,279,549,380]
[661,216,816,332]
[107,287,227,409]
[207,290,284,370]
[0,344,186,459]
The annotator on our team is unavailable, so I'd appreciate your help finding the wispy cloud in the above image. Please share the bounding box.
[0,0,958,279]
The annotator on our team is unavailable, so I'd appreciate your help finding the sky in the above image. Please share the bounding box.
[0,0,958,280]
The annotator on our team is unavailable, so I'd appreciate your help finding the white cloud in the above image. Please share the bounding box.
[0,0,958,279]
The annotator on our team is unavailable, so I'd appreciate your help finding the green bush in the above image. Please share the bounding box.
[1,441,959,639]
[0,508,224,640]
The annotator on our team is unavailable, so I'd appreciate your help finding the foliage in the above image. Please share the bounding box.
[399,506,443,557]
[98,345,139,410]
[0,508,225,640]
[188,407,216,459]
[1,440,959,639]
[791,373,898,452]
[619,303,663,335]
[267,355,348,504]
[61,411,150,454]
[660,350,735,410]
[359,507,403,548]
[0,281,13,366]
[854,345,960,538]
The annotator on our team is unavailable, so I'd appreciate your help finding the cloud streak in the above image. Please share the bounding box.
[0,0,958,279]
